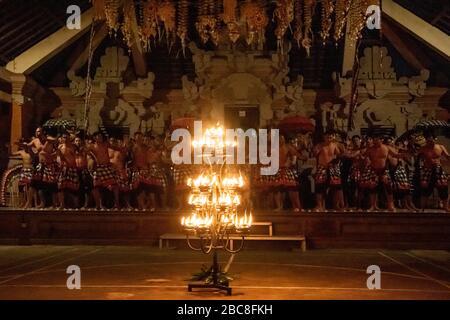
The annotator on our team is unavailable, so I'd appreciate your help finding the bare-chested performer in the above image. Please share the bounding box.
[11,140,35,208]
[385,136,417,211]
[74,136,92,208]
[87,132,119,209]
[57,133,80,208]
[33,137,59,208]
[27,127,46,167]
[131,132,160,210]
[359,133,407,212]
[346,135,364,209]
[273,135,304,212]
[417,131,450,211]
[313,131,345,211]
[109,137,131,209]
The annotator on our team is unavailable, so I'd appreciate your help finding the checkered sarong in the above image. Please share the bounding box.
[315,162,342,186]
[58,166,80,191]
[172,165,199,191]
[419,165,448,189]
[92,164,117,189]
[359,166,391,189]
[348,164,362,184]
[78,168,93,192]
[19,167,33,185]
[131,167,162,189]
[116,169,131,192]
[42,162,59,185]
[271,167,299,189]
[391,165,410,191]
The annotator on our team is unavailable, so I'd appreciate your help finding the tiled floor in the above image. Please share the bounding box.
[0,246,449,299]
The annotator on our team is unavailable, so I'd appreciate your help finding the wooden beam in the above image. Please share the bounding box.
[0,67,13,83]
[382,17,428,71]
[68,23,108,73]
[382,0,450,59]
[5,7,95,74]
[0,91,11,103]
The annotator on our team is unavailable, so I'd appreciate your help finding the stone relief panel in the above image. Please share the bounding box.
[59,47,157,136]
[180,42,309,127]
[329,45,437,136]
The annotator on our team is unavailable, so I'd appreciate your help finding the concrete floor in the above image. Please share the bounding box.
[0,246,449,300]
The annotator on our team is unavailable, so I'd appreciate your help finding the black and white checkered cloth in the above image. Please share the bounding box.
[92,164,117,189]
[58,166,80,191]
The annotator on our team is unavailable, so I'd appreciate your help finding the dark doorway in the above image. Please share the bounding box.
[224,105,259,130]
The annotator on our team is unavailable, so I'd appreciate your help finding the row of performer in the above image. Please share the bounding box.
[7,127,450,212]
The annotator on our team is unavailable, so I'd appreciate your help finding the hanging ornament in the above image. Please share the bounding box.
[333,0,351,43]
[348,0,369,42]
[302,0,316,57]
[274,0,294,52]
[91,0,106,21]
[140,0,158,51]
[122,0,135,52]
[104,0,120,34]
[293,0,303,48]
[196,0,219,45]
[223,0,240,43]
[177,0,189,55]
[157,0,177,45]
[241,0,268,47]
[319,0,334,45]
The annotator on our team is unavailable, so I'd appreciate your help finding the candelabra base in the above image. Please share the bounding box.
[188,283,232,296]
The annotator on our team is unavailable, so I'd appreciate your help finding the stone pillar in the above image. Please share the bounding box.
[10,74,26,152]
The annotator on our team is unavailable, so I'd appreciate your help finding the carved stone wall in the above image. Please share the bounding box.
[326,45,447,136]
[177,43,310,127]
[54,46,158,136]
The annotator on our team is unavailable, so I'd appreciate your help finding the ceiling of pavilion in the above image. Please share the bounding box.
[0,0,448,89]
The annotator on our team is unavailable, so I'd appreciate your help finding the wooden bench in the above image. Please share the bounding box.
[159,233,306,252]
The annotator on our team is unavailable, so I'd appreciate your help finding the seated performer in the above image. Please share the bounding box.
[74,136,92,209]
[11,140,35,208]
[57,133,80,208]
[313,131,344,211]
[417,131,450,211]
[87,132,119,209]
[360,133,406,212]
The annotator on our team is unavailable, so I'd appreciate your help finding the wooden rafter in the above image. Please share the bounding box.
[5,7,95,74]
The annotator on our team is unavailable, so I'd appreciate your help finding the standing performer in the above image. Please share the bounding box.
[109,137,131,209]
[417,131,450,211]
[87,132,119,209]
[385,137,417,211]
[74,136,92,209]
[347,135,364,209]
[34,137,59,208]
[360,133,406,212]
[11,140,35,208]
[57,133,80,208]
[131,132,155,210]
[273,135,304,212]
[313,131,344,211]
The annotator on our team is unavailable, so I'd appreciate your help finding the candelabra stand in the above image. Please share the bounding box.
[181,124,252,295]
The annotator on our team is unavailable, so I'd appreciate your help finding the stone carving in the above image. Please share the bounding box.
[353,99,423,134]
[63,46,156,135]
[332,45,433,136]
[320,102,349,132]
[181,43,307,126]
[333,46,429,100]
